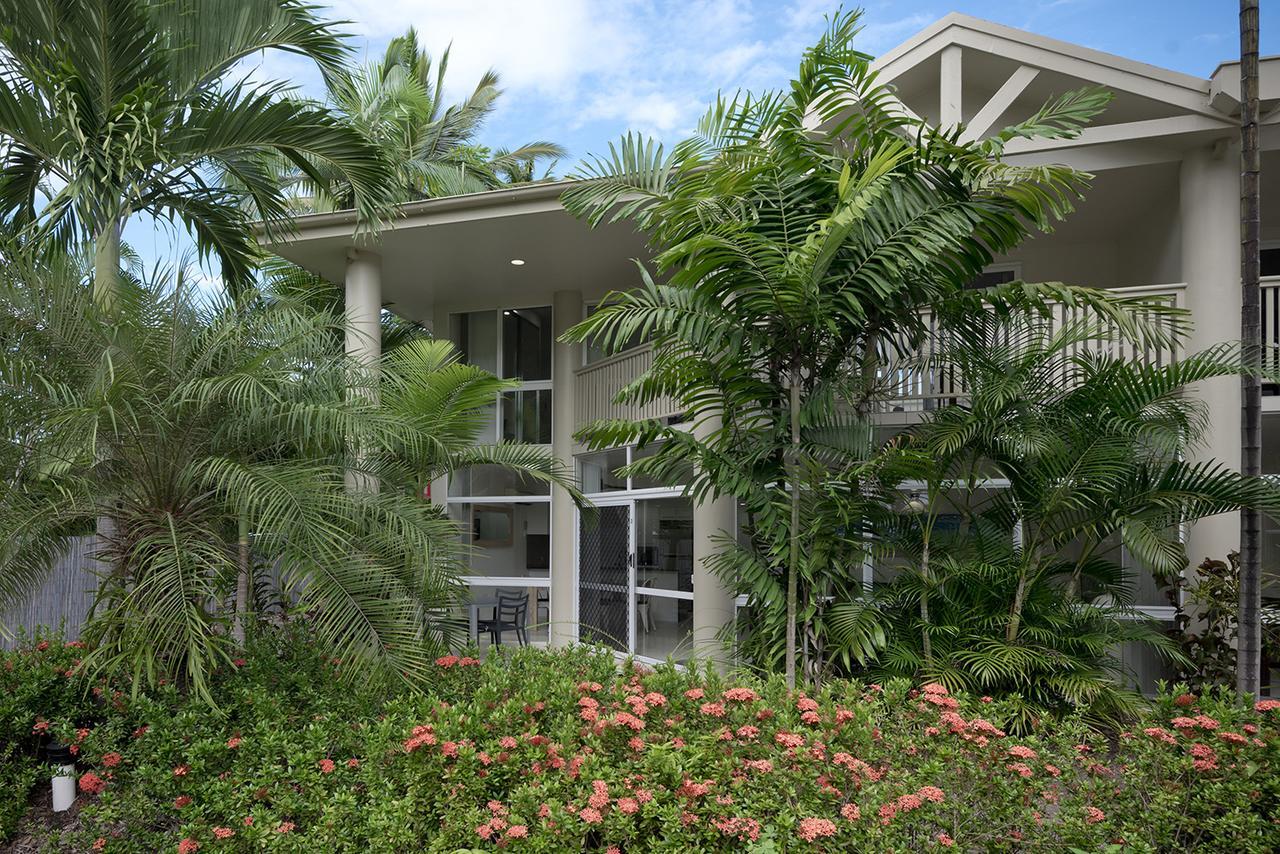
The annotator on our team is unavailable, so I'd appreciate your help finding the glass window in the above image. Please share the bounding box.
[634,596,692,662]
[451,310,498,375]
[502,306,552,381]
[1262,514,1280,601]
[635,497,694,593]
[580,448,628,493]
[630,442,692,490]
[1261,248,1280,277]
[502,389,552,444]
[449,465,550,497]
[964,266,1018,290]
[1116,628,1177,695]
[449,503,550,578]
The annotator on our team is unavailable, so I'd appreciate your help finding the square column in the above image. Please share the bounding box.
[1180,142,1242,571]
[344,248,381,493]
[345,248,382,371]
[549,290,583,647]
[692,413,737,670]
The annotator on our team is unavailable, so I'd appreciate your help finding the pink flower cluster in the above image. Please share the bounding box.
[797,817,838,841]
[712,815,761,841]
[1190,742,1219,772]
[878,786,944,824]
[723,687,759,702]
[79,771,108,795]
[403,724,437,753]
[1171,714,1220,732]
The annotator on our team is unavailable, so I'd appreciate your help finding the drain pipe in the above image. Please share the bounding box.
[47,740,76,812]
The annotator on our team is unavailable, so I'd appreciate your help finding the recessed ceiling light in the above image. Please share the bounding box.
[510,258,525,266]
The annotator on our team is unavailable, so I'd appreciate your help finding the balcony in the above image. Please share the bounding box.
[880,283,1189,412]
[574,344,681,427]
[572,281,1280,426]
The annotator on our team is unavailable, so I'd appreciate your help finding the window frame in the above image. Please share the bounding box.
[450,304,554,446]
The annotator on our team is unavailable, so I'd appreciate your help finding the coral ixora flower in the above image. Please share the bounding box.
[79,771,107,795]
[797,817,838,841]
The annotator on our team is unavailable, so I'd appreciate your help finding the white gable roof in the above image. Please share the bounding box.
[871,13,1231,132]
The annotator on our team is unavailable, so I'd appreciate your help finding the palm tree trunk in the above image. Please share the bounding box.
[1238,0,1263,696]
[785,365,802,690]
[919,532,933,667]
[232,512,251,648]
[93,219,122,598]
[93,220,120,308]
[1007,571,1028,644]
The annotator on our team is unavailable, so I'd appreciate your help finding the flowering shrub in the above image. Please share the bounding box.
[0,630,101,838]
[3,630,1279,851]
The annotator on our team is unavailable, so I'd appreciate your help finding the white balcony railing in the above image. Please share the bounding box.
[1263,276,1280,380]
[573,282,1280,425]
[574,344,680,426]
[881,283,1188,408]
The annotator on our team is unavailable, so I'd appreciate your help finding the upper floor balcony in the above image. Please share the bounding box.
[569,281,1280,428]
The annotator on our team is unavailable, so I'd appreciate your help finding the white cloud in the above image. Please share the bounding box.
[248,1,941,153]
[331,0,640,98]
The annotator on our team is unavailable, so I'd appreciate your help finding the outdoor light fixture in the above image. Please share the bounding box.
[47,740,75,812]
[510,258,525,266]
[904,493,927,513]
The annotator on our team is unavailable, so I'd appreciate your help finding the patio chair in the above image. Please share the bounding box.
[480,592,529,647]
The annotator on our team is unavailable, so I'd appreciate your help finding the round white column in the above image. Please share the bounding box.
[691,413,737,670]
[549,290,583,647]
[1180,142,1241,572]
[344,248,382,493]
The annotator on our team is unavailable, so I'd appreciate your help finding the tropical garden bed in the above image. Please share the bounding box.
[2,629,1277,853]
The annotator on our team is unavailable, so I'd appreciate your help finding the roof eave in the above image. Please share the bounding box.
[254,179,577,245]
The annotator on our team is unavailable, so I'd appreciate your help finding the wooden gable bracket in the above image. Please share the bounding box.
[960,65,1041,143]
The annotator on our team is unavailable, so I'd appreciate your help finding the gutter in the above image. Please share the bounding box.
[252,179,578,241]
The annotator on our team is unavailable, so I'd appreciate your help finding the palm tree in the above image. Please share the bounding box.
[1239,0,1263,697]
[560,10,1110,688]
[833,301,1280,725]
[0,257,569,700]
[0,0,395,299]
[287,27,565,211]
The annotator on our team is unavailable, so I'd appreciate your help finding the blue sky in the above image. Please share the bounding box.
[130,0,1277,281]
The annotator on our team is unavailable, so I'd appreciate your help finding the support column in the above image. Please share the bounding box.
[344,248,382,493]
[549,290,583,647]
[939,45,963,128]
[692,413,737,670]
[1181,142,1241,572]
[429,304,451,509]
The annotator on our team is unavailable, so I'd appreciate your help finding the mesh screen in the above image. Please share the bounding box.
[578,504,630,651]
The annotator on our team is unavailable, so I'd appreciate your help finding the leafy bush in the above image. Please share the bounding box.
[4,629,1278,852]
[0,629,103,839]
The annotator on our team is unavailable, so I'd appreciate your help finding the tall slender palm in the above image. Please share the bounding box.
[1239,0,1263,696]
[0,258,569,700]
[561,10,1111,687]
[0,0,395,299]
[287,27,565,211]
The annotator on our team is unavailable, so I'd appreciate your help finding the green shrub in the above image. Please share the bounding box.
[4,630,1278,852]
[0,629,103,841]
